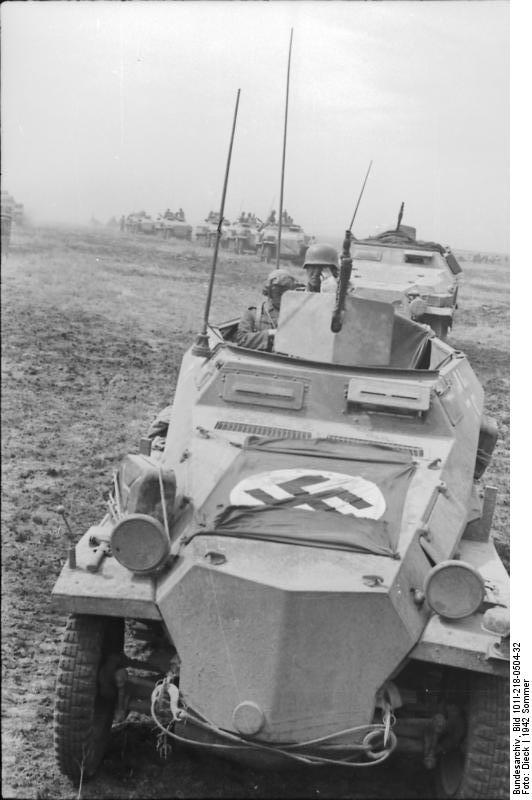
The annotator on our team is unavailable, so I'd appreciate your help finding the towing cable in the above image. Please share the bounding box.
[150,676,397,768]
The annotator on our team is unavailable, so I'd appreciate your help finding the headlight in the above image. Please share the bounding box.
[423,560,485,619]
[110,513,170,574]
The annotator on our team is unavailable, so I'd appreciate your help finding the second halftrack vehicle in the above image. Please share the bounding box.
[156,209,193,240]
[226,213,262,254]
[125,211,155,234]
[349,219,462,340]
[52,238,508,797]
[195,211,231,247]
[259,213,311,265]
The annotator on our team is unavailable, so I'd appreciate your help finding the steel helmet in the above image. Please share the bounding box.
[303,243,338,269]
[266,269,297,289]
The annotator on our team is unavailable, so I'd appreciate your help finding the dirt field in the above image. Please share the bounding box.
[1,225,509,799]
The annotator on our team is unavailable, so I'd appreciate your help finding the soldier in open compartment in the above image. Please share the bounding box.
[236,269,297,351]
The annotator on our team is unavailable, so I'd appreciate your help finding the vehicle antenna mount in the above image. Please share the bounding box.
[276,28,294,270]
[192,89,241,358]
[331,159,373,333]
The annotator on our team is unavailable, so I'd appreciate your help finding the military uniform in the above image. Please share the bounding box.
[236,299,279,351]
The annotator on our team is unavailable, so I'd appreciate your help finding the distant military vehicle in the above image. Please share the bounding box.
[52,223,508,798]
[259,213,311,265]
[207,212,231,248]
[1,191,13,259]
[125,211,150,234]
[12,202,24,226]
[349,210,462,340]
[156,209,193,240]
[195,212,229,247]
[137,214,157,235]
[226,213,262,254]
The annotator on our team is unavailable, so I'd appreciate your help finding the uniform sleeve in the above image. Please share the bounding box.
[236,308,272,351]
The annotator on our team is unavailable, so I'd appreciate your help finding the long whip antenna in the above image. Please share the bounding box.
[349,159,373,233]
[276,28,294,270]
[192,89,241,357]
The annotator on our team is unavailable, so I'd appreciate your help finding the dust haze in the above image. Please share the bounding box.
[1,1,509,252]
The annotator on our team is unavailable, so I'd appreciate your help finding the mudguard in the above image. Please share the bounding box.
[409,539,509,677]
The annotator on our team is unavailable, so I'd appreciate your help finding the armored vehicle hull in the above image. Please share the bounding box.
[137,217,157,234]
[156,217,193,240]
[52,292,508,796]
[227,220,261,253]
[125,212,154,234]
[347,227,462,340]
[197,214,231,247]
[259,223,310,264]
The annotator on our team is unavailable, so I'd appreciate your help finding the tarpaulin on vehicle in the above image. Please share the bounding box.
[390,315,432,369]
[190,438,417,557]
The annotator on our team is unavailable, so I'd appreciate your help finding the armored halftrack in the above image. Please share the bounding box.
[259,220,311,265]
[52,281,508,798]
[348,224,462,340]
[125,212,154,234]
[226,214,262,254]
[156,210,193,240]
[137,215,157,235]
[195,212,231,247]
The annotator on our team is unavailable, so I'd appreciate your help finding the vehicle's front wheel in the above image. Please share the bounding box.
[54,615,124,782]
[435,673,509,799]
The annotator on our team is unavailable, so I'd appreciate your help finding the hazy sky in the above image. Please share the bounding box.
[1,1,509,251]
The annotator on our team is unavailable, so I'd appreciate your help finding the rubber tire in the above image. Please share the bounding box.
[435,673,509,799]
[54,614,124,782]
[428,317,450,341]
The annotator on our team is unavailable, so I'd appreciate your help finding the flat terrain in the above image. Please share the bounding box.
[1,226,509,799]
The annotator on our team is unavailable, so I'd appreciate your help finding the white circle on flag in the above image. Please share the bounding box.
[230,469,385,519]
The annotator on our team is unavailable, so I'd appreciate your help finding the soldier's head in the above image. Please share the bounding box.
[303,243,339,292]
[264,269,297,308]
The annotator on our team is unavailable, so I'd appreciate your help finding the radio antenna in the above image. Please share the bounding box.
[349,159,373,234]
[192,89,241,357]
[276,28,294,270]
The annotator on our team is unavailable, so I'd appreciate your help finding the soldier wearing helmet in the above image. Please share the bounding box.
[236,269,297,350]
[303,243,339,292]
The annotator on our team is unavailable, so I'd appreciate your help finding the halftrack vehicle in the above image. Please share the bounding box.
[156,209,193,240]
[226,213,262,254]
[52,263,509,798]
[137,214,157,235]
[196,211,231,247]
[259,215,311,265]
[348,223,462,340]
[125,211,154,234]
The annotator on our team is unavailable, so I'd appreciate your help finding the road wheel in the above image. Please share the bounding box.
[427,317,450,340]
[435,673,509,799]
[54,614,124,782]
